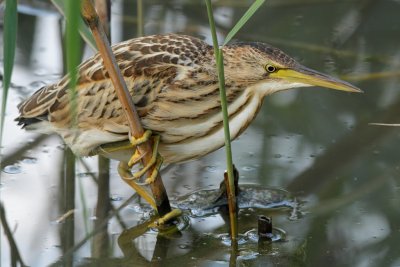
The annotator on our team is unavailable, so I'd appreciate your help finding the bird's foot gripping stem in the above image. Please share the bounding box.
[126,130,162,185]
[118,157,182,227]
[117,130,182,227]
[117,130,161,206]
[118,130,182,228]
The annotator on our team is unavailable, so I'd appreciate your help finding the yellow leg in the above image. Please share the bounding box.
[116,131,160,200]
[149,209,183,228]
[102,130,183,226]
[128,135,161,181]
[117,135,162,183]
[98,129,160,183]
[144,155,163,184]
[120,155,182,227]
[118,161,157,209]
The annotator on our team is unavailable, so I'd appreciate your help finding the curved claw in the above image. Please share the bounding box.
[144,155,163,184]
[113,131,164,210]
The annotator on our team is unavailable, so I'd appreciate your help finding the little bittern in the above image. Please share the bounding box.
[16,33,361,182]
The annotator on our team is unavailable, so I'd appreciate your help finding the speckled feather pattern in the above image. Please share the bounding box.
[16,34,300,163]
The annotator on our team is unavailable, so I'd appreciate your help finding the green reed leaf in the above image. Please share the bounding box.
[65,0,81,128]
[205,0,220,57]
[223,0,265,46]
[51,0,97,50]
[1,0,18,145]
[137,0,144,37]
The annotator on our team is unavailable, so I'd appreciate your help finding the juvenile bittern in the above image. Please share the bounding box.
[16,34,361,203]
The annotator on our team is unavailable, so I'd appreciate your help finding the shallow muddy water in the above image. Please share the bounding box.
[1,0,400,266]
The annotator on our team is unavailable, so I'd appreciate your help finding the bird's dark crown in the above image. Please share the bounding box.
[229,41,298,68]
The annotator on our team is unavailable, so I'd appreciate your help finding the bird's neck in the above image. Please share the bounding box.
[250,80,307,97]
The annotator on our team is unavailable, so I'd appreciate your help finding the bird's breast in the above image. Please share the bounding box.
[157,90,263,163]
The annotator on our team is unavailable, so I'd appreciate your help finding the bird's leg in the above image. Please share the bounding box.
[116,130,162,203]
[101,131,182,226]
[119,141,182,227]
[118,161,157,209]
[127,133,163,184]
[128,133,183,227]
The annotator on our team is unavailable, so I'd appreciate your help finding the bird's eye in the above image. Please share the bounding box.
[265,64,276,73]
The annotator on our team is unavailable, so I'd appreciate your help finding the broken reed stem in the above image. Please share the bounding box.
[94,0,111,38]
[80,0,171,217]
[224,172,238,243]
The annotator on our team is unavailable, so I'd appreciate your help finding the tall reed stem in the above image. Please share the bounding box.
[205,0,238,242]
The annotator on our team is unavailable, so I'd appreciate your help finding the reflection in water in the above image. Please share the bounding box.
[115,208,287,266]
[92,156,111,258]
[60,148,76,267]
[1,0,400,266]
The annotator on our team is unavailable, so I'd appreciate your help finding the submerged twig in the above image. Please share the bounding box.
[93,155,111,257]
[0,203,27,267]
[51,194,137,266]
[61,148,76,267]
[223,171,238,241]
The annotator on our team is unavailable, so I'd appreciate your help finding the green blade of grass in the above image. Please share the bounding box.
[205,0,220,57]
[51,0,97,50]
[137,0,144,37]
[66,0,82,127]
[77,170,90,235]
[1,0,18,259]
[216,47,235,197]
[205,0,237,241]
[223,0,265,46]
[1,0,18,145]
[206,0,266,242]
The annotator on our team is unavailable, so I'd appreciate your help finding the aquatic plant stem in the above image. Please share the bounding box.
[205,0,238,242]
[65,0,80,128]
[93,0,111,257]
[0,204,27,267]
[224,171,238,242]
[1,0,18,149]
[80,0,172,218]
[137,0,144,37]
[62,148,76,267]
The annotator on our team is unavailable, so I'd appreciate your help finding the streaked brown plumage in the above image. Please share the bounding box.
[16,34,361,163]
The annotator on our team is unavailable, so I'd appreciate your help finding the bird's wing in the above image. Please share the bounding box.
[16,34,210,128]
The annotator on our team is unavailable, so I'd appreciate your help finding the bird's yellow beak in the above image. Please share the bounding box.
[269,65,362,93]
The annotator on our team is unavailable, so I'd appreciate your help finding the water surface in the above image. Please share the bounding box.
[1,1,400,266]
